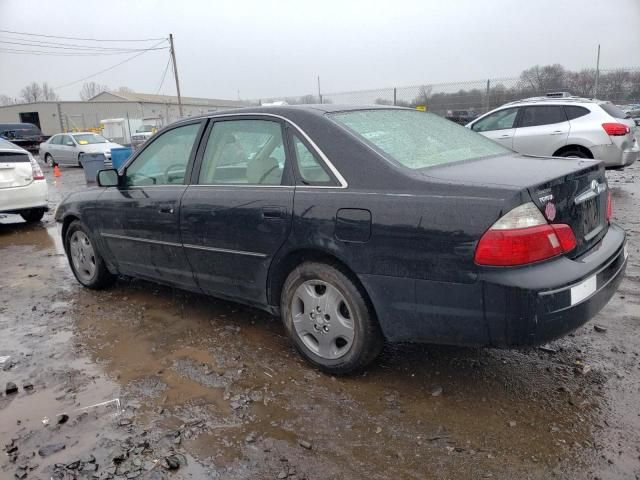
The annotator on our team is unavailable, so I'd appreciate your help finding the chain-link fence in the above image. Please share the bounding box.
[257,67,640,120]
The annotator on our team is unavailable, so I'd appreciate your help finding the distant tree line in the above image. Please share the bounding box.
[375,64,640,114]
[0,82,135,106]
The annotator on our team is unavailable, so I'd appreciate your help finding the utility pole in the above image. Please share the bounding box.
[594,44,601,99]
[317,75,322,104]
[169,34,183,118]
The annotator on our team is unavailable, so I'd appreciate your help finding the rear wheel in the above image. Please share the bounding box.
[20,208,45,223]
[65,220,115,289]
[45,153,56,167]
[281,262,383,374]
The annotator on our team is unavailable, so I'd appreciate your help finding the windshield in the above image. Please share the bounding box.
[72,133,108,145]
[331,109,509,169]
[137,125,155,133]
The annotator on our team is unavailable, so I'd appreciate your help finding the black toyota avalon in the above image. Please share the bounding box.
[55,105,627,374]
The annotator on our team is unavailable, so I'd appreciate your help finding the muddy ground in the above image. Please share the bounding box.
[1,159,639,480]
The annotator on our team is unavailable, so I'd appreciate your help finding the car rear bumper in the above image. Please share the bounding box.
[360,223,626,346]
[481,223,626,346]
[0,180,48,213]
[591,142,639,167]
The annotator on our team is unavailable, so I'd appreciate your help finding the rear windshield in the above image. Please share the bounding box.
[72,133,108,145]
[330,109,509,169]
[0,125,40,137]
[0,151,30,163]
[599,103,630,120]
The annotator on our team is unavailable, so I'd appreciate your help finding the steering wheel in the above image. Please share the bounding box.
[164,163,185,183]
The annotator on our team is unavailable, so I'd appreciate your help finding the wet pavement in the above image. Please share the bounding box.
[1,159,639,479]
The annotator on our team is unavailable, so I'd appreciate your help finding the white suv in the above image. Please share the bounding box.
[466,94,639,168]
[0,138,48,222]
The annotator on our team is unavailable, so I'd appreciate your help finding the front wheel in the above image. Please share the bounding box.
[65,220,115,289]
[281,262,383,374]
[20,208,46,223]
[45,154,56,167]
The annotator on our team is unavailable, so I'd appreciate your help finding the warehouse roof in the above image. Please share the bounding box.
[89,91,245,107]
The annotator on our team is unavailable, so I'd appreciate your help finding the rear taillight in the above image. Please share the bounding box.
[29,154,44,180]
[474,202,577,266]
[602,123,630,136]
[606,190,613,222]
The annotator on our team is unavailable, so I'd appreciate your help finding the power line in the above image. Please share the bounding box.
[0,37,168,52]
[0,47,168,56]
[0,29,166,42]
[155,54,172,94]
[53,39,167,90]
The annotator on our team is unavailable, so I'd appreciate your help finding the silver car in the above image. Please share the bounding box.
[466,94,640,168]
[39,132,123,167]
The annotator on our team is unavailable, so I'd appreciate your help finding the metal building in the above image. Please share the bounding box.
[0,91,246,136]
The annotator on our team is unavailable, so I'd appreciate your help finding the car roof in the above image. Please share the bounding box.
[171,104,407,125]
[0,138,28,152]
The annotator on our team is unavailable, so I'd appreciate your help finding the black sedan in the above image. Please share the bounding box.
[55,105,627,374]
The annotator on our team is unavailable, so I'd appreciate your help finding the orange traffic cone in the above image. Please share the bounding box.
[53,165,61,178]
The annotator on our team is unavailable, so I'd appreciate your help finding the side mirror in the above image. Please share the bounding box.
[97,169,119,187]
[66,141,75,147]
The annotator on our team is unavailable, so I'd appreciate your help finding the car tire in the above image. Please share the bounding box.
[64,220,115,289]
[20,208,46,223]
[281,262,384,374]
[558,150,589,159]
[78,154,83,167]
[44,154,56,167]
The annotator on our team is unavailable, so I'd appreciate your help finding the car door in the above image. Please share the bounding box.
[47,135,63,163]
[58,134,77,165]
[180,117,295,304]
[97,120,204,288]
[469,107,519,149]
[512,105,569,156]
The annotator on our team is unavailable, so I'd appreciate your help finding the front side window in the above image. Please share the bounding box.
[292,134,331,184]
[331,109,509,170]
[198,120,285,185]
[125,123,200,187]
[518,106,567,128]
[472,108,518,132]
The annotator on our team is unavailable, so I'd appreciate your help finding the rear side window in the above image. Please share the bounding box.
[0,151,29,163]
[519,106,566,127]
[292,134,331,184]
[599,103,630,119]
[564,106,590,120]
[331,109,509,169]
[50,135,62,145]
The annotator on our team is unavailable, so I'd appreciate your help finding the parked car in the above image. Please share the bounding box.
[466,95,639,169]
[0,123,45,151]
[130,125,157,150]
[446,110,478,125]
[39,132,123,167]
[55,106,627,374]
[0,138,48,222]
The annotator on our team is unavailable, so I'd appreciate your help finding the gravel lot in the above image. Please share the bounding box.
[1,159,639,479]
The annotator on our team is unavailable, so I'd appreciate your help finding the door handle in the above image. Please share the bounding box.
[550,131,565,135]
[158,205,175,214]
[499,135,512,139]
[262,206,286,219]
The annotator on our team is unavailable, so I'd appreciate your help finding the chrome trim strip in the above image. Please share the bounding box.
[584,224,604,241]
[206,112,348,189]
[574,189,598,204]
[189,184,293,189]
[101,233,182,248]
[183,243,267,257]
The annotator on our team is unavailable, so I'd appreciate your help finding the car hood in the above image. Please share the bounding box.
[421,153,601,188]
[80,142,123,153]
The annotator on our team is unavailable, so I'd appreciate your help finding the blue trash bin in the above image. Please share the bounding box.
[81,153,107,184]
[110,147,132,171]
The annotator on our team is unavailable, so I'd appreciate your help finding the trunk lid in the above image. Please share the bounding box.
[424,154,608,258]
[0,150,33,189]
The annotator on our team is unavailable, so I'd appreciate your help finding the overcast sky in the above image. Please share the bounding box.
[1,0,639,101]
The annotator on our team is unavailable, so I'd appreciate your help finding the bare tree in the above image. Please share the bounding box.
[411,85,432,107]
[0,94,16,106]
[80,82,109,101]
[116,86,133,94]
[566,69,596,97]
[519,64,566,94]
[20,82,59,103]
